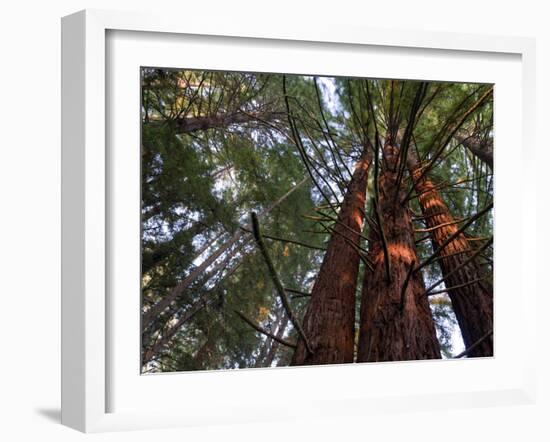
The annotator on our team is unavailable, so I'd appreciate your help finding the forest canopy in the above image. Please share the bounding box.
[140,68,493,373]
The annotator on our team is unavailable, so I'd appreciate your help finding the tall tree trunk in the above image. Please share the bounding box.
[407,154,493,357]
[291,146,371,366]
[357,143,441,362]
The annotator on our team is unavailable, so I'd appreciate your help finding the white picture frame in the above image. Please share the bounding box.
[61,9,537,433]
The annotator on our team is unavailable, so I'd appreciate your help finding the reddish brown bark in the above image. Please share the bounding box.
[408,155,493,357]
[357,143,441,362]
[291,146,372,365]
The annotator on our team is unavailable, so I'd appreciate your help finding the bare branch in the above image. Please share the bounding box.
[402,87,493,205]
[414,202,493,274]
[239,226,326,252]
[234,310,297,349]
[453,330,493,358]
[426,273,492,297]
[251,212,313,355]
[424,237,493,293]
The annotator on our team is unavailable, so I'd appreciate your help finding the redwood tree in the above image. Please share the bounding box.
[140,71,494,372]
[407,152,493,357]
[291,145,372,365]
[357,140,441,362]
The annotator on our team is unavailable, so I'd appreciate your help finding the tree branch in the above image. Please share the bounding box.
[234,310,297,349]
[414,216,469,233]
[251,212,314,355]
[453,330,493,358]
[402,86,493,205]
[239,226,326,252]
[424,237,493,293]
[414,202,493,274]
[425,273,492,297]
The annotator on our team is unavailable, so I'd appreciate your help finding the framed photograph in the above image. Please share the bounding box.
[61,9,537,433]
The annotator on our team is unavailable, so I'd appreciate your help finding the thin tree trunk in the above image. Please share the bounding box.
[357,143,441,362]
[265,315,289,366]
[291,146,372,366]
[142,250,246,366]
[146,111,285,135]
[142,299,206,365]
[456,128,493,170]
[254,303,289,368]
[142,227,220,275]
[253,305,282,368]
[142,234,243,332]
[407,154,493,357]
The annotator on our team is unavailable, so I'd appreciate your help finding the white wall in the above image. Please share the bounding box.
[0,1,547,440]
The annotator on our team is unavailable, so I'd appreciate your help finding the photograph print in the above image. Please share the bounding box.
[140,68,494,373]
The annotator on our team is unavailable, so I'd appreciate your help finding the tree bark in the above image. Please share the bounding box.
[357,143,441,362]
[407,154,493,357]
[456,128,493,170]
[291,146,372,366]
